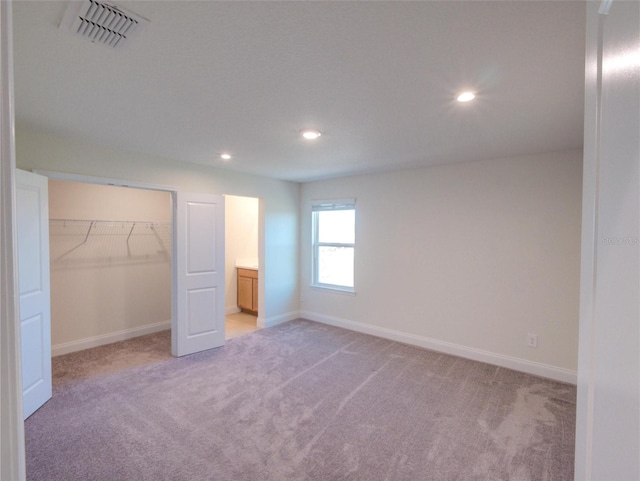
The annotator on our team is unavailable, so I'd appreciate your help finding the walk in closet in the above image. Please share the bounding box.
[48,180,172,355]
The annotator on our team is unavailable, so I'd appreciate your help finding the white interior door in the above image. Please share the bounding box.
[173,192,225,356]
[16,169,52,419]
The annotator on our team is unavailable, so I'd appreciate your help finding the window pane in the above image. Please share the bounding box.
[318,209,355,244]
[318,246,354,287]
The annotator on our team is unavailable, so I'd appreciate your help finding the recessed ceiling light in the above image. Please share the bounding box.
[220,153,232,160]
[457,92,476,103]
[301,129,321,140]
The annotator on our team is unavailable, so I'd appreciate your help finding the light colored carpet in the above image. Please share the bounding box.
[25,319,576,481]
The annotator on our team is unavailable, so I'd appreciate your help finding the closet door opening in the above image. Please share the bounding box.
[48,180,173,356]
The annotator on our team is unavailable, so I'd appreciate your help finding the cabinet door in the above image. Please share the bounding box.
[238,276,253,310]
[252,278,258,312]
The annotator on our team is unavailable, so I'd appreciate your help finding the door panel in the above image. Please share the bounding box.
[16,169,52,419]
[174,192,225,356]
[187,287,218,336]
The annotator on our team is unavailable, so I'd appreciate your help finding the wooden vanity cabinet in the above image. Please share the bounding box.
[237,268,258,314]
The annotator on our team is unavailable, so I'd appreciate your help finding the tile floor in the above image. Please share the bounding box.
[225,311,259,339]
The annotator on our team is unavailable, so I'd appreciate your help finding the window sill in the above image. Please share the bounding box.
[309,284,356,296]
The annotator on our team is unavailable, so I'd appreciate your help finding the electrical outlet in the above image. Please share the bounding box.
[526,333,538,348]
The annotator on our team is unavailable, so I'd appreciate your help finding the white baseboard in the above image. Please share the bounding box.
[52,320,171,357]
[258,311,299,329]
[226,306,241,315]
[299,311,577,385]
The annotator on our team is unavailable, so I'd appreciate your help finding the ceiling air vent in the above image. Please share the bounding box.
[60,0,149,48]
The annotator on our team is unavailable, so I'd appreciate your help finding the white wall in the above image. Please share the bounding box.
[49,180,172,222]
[301,150,582,381]
[48,180,171,353]
[15,126,300,327]
[225,194,259,313]
[575,1,639,480]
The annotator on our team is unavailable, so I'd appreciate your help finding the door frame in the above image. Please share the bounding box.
[1,1,26,479]
[36,173,267,354]
[34,169,184,354]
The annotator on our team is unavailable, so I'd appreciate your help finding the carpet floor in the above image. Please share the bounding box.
[25,319,576,481]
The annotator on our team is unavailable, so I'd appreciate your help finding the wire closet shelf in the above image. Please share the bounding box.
[49,218,171,265]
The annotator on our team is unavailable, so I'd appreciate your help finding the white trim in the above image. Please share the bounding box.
[310,198,356,209]
[301,311,577,385]
[52,320,171,357]
[257,311,298,328]
[575,5,605,479]
[0,1,26,479]
[309,284,356,296]
[32,169,178,193]
[226,306,241,315]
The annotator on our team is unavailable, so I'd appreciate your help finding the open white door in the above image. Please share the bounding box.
[173,192,225,356]
[15,169,52,419]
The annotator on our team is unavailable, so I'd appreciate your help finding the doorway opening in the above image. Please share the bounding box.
[225,194,260,339]
[48,179,173,356]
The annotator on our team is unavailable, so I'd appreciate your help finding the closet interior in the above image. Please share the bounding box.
[48,180,172,355]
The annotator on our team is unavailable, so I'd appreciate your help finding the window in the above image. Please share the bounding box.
[311,199,355,291]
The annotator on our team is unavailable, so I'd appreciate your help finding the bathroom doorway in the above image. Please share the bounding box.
[225,195,260,339]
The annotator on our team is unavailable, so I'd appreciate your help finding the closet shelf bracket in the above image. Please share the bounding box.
[83,221,95,244]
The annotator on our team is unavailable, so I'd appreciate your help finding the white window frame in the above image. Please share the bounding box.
[311,198,356,293]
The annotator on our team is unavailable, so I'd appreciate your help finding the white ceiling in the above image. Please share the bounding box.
[13,1,586,183]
